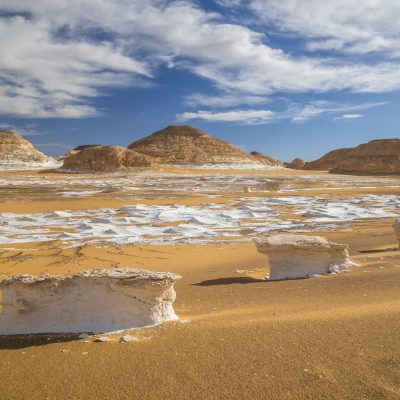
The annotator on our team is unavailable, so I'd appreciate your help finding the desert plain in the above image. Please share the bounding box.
[0,165,399,399]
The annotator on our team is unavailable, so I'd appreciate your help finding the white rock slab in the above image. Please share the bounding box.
[255,234,355,280]
[0,268,181,335]
[393,219,400,249]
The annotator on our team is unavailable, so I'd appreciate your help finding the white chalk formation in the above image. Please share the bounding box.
[0,268,181,335]
[393,219,400,250]
[255,234,355,280]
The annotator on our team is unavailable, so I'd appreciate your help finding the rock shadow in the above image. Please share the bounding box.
[358,247,397,254]
[193,276,266,286]
[0,333,82,349]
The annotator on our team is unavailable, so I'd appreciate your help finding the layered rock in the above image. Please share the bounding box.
[249,151,284,167]
[61,145,152,172]
[393,219,400,250]
[0,268,181,335]
[286,158,305,169]
[0,130,54,169]
[255,234,355,280]
[302,148,353,170]
[331,139,400,175]
[128,125,262,165]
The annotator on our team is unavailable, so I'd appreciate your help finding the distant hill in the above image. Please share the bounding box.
[0,130,52,168]
[331,139,400,175]
[302,148,353,170]
[128,125,278,165]
[288,138,400,175]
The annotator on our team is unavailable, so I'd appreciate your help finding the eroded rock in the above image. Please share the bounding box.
[255,234,355,280]
[0,268,181,335]
[61,145,152,172]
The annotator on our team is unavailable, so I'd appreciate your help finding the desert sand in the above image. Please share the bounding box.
[0,166,399,399]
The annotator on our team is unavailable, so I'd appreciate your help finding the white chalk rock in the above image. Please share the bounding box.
[255,234,355,280]
[0,268,181,335]
[393,219,400,249]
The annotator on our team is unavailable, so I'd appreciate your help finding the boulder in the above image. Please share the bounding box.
[128,125,263,165]
[393,219,400,250]
[0,268,181,335]
[255,234,355,280]
[61,145,152,172]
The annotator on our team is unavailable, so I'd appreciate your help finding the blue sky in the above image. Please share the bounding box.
[0,0,399,161]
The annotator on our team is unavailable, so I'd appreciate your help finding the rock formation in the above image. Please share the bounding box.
[331,139,400,175]
[393,219,400,250]
[302,148,353,170]
[0,268,181,335]
[61,145,152,172]
[255,234,355,280]
[286,158,305,169]
[59,144,102,160]
[249,151,284,167]
[128,125,267,165]
[0,130,53,168]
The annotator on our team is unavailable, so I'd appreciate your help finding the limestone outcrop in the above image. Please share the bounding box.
[331,139,400,175]
[393,219,400,250]
[302,148,353,170]
[0,268,181,335]
[61,145,152,172]
[129,125,266,165]
[255,234,355,280]
[0,130,54,168]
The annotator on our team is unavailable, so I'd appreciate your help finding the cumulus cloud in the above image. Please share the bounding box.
[0,0,399,118]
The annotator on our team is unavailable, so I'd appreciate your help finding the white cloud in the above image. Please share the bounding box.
[334,114,364,121]
[184,92,268,108]
[290,101,384,123]
[248,0,400,56]
[177,109,275,124]
[0,0,399,118]
[177,100,384,125]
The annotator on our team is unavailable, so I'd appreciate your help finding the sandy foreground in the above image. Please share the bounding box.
[0,167,399,399]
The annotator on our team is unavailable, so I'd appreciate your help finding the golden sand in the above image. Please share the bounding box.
[0,168,399,399]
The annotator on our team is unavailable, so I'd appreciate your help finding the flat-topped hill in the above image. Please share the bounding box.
[331,138,400,175]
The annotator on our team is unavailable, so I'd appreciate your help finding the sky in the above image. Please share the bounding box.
[0,0,399,162]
